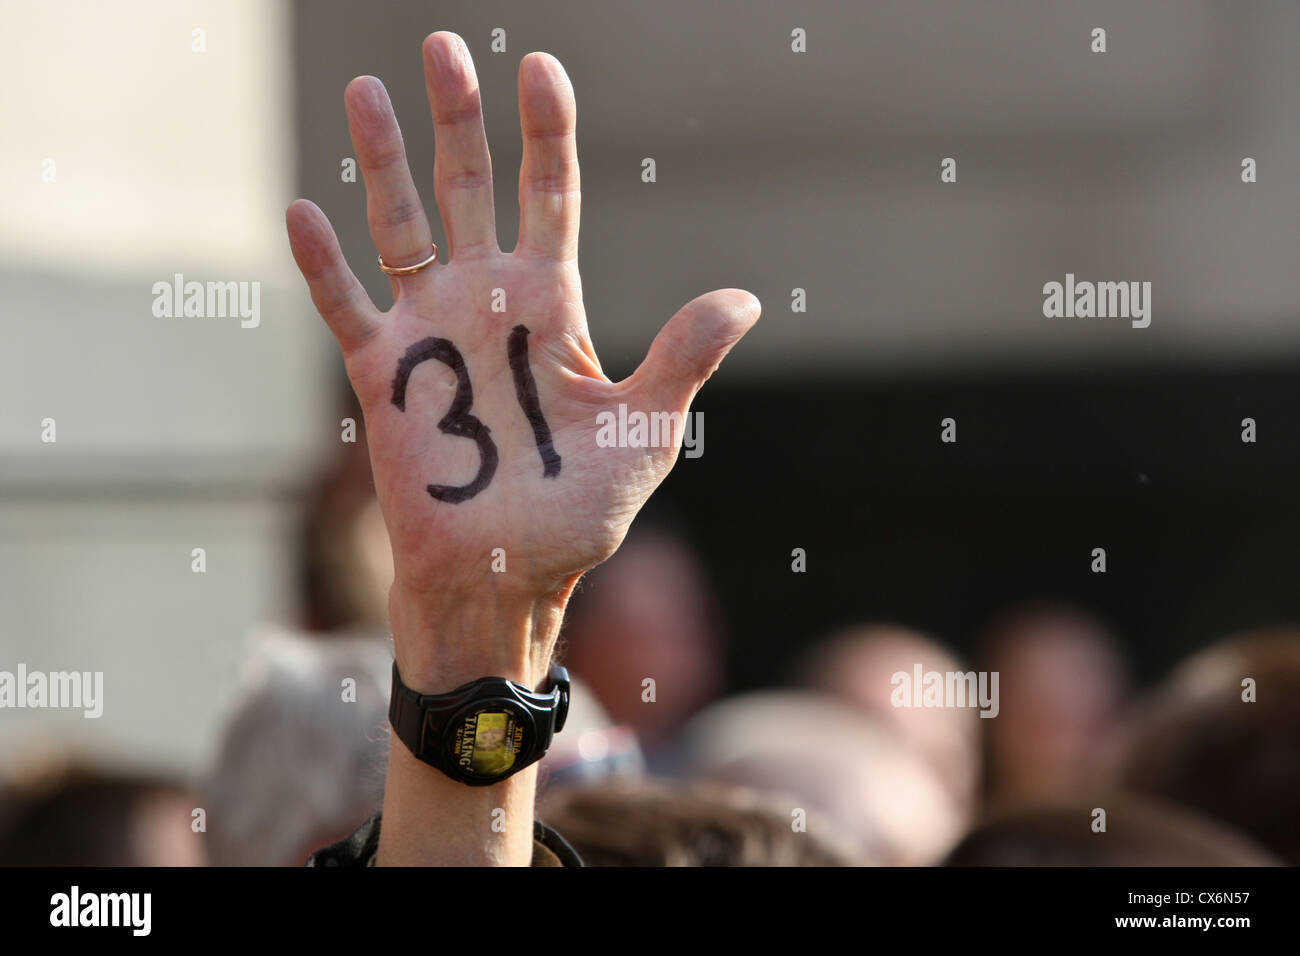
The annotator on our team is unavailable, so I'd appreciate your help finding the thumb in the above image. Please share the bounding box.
[629,288,761,413]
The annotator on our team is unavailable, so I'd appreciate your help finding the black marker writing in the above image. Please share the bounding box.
[507,324,562,478]
[391,337,498,504]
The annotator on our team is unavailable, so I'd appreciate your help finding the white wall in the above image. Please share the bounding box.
[0,0,337,777]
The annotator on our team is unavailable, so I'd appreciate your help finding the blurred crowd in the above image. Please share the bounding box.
[2,425,1296,867]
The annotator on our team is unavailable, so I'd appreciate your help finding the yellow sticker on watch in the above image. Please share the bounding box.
[456,710,522,775]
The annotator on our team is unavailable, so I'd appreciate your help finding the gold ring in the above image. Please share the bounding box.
[378,244,439,276]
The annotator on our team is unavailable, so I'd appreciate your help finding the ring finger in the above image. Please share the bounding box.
[344,76,437,278]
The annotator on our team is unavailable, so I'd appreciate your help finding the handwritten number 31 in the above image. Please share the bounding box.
[390,324,562,504]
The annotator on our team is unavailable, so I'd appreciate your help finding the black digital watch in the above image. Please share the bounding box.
[388,661,571,786]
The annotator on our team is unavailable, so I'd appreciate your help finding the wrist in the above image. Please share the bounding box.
[387,581,571,692]
[379,580,574,867]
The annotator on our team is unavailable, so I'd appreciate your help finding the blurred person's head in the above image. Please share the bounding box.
[678,691,964,865]
[798,623,980,817]
[299,391,393,633]
[944,794,1278,866]
[978,602,1130,800]
[561,524,724,749]
[203,627,391,866]
[1106,627,1300,864]
[539,778,855,866]
[0,764,204,866]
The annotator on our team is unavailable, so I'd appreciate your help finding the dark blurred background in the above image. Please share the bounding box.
[646,368,1300,689]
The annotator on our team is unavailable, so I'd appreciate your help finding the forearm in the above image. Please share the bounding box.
[375,584,568,866]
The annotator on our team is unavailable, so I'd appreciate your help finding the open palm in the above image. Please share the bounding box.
[287,32,759,610]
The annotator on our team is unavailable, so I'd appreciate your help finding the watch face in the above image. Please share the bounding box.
[448,703,527,778]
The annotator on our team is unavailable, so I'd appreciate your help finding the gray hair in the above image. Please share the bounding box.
[203,627,391,866]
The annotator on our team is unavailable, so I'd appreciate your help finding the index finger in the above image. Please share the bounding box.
[515,53,580,262]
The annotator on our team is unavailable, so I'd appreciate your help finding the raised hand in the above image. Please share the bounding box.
[287,33,758,703]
